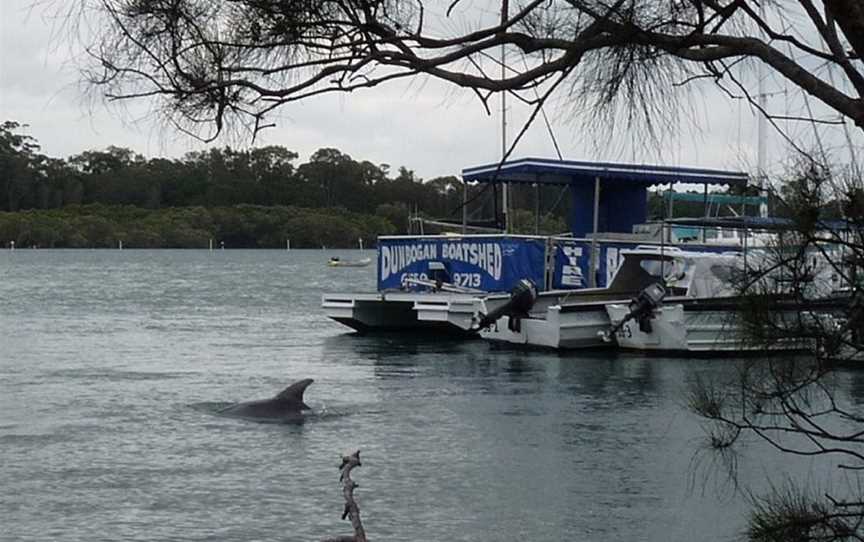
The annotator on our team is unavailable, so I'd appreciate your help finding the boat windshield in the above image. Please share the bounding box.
[639,258,688,283]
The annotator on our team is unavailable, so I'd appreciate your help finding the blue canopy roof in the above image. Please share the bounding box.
[461,158,749,186]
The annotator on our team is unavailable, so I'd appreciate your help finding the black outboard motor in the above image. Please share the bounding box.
[477,279,538,332]
[600,282,666,342]
[428,261,451,291]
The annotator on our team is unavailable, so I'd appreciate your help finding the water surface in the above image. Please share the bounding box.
[1,249,858,541]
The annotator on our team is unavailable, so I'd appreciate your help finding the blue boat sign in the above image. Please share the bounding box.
[378,236,546,292]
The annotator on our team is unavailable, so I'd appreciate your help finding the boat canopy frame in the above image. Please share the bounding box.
[461,158,751,286]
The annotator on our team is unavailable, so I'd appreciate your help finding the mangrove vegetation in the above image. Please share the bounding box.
[0,120,572,248]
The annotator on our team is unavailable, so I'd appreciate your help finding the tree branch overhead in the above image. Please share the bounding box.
[77,0,864,140]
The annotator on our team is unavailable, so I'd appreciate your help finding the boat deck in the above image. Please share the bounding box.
[321,291,488,333]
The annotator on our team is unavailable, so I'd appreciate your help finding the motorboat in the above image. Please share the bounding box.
[328,256,372,268]
[479,246,846,352]
[604,249,844,354]
[478,247,697,349]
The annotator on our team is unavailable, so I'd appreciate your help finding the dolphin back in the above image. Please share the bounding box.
[274,378,314,410]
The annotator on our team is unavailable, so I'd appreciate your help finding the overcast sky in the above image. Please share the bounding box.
[1,0,859,183]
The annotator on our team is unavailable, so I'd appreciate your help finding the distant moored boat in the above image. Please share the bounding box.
[328,256,372,268]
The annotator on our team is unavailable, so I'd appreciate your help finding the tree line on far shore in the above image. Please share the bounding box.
[0,204,395,249]
[0,121,573,248]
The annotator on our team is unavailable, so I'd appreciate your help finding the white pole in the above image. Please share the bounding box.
[287,239,290,251]
[209,239,213,251]
[462,181,468,235]
[756,3,769,219]
[9,240,14,251]
[589,176,601,288]
[118,240,123,250]
[501,0,509,234]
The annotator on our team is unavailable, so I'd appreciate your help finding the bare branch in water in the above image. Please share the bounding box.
[322,450,366,542]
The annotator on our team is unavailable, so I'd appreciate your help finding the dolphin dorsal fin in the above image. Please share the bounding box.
[274,378,314,409]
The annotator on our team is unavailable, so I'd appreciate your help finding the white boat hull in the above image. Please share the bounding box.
[606,303,810,353]
[322,291,486,333]
[480,304,614,349]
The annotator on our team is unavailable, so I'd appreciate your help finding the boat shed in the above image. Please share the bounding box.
[461,158,750,237]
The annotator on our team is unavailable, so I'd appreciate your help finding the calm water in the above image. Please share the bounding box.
[1,249,860,541]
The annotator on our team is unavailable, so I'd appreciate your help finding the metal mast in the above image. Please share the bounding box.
[501,0,510,233]
[756,3,769,218]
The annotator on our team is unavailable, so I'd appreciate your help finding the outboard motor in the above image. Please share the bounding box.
[428,261,451,291]
[477,279,538,332]
[600,282,666,342]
